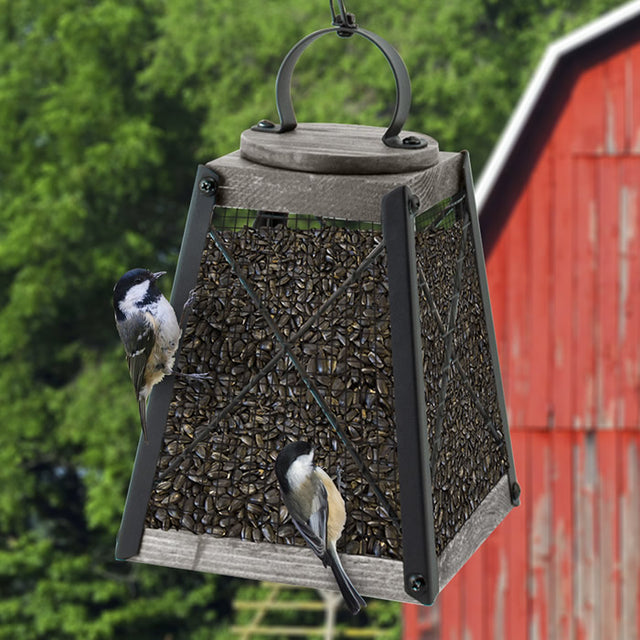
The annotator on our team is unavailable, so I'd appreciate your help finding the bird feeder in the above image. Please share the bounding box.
[116,1,519,606]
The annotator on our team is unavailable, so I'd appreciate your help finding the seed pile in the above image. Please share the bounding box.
[416,204,509,555]
[145,203,509,560]
[147,220,402,559]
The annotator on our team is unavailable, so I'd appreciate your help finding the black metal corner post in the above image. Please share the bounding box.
[115,164,220,560]
[382,185,439,605]
[461,152,520,506]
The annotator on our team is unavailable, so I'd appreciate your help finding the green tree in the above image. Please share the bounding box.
[0,0,625,638]
[0,2,227,638]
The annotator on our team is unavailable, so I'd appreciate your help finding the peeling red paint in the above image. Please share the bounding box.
[403,20,640,640]
[403,433,640,640]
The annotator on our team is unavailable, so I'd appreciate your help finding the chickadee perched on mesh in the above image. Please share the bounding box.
[275,441,366,615]
[113,268,181,443]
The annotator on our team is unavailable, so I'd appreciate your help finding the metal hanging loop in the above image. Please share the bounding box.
[252,3,428,150]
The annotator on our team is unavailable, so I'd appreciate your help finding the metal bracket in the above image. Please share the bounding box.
[252,2,428,150]
[115,165,220,560]
[382,185,439,605]
[330,0,357,35]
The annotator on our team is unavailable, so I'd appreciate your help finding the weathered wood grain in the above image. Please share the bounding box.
[484,46,640,433]
[130,473,513,605]
[621,438,640,639]
[434,430,640,639]
[435,26,640,640]
[437,474,513,591]
[240,123,439,174]
[207,150,464,222]
[132,528,409,603]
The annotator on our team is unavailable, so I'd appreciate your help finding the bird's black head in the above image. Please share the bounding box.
[113,268,166,320]
[275,440,313,493]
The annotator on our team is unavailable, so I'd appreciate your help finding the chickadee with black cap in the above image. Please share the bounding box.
[275,440,366,615]
[113,268,181,443]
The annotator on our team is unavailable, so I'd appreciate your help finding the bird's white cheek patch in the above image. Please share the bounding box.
[286,452,314,491]
[119,281,151,316]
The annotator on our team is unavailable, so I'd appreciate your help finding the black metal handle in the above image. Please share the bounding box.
[253,25,428,149]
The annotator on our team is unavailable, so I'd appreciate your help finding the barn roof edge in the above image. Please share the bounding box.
[476,0,640,215]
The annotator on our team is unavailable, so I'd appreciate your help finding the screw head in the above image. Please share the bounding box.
[256,119,276,129]
[409,574,426,593]
[199,176,218,196]
[511,482,522,503]
[402,135,424,147]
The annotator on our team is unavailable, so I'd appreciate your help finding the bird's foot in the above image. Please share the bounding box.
[179,288,198,328]
[336,464,345,493]
[173,372,213,381]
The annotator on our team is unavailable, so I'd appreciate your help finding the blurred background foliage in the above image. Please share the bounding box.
[0,0,624,637]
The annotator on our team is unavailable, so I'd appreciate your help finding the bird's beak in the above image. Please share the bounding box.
[151,271,167,282]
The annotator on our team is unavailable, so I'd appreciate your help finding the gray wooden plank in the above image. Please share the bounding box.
[129,473,513,604]
[437,474,513,591]
[240,123,439,174]
[132,528,409,603]
[208,150,464,222]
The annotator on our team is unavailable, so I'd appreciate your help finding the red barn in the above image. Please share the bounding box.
[404,1,640,637]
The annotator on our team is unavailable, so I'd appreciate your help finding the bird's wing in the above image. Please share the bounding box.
[117,312,156,395]
[289,481,328,559]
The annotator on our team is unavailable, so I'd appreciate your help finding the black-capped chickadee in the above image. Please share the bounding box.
[113,268,181,443]
[275,441,366,615]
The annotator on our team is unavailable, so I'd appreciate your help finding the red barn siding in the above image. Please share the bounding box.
[486,44,640,431]
[406,432,640,640]
[404,20,640,640]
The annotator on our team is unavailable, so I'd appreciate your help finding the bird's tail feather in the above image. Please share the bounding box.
[138,397,149,443]
[327,546,366,615]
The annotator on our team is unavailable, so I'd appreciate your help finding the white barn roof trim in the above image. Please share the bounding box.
[476,0,640,214]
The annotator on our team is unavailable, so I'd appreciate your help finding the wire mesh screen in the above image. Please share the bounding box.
[415,195,509,555]
[147,208,403,559]
[144,196,509,561]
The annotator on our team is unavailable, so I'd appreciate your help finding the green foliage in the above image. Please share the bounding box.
[228,582,402,639]
[0,0,625,637]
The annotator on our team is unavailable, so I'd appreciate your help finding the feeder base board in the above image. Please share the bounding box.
[127,474,512,604]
